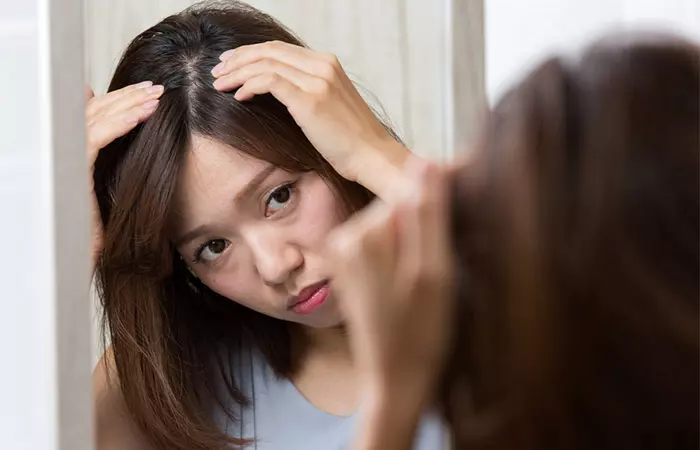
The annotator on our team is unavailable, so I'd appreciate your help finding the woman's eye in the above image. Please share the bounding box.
[195,239,229,262]
[264,183,294,217]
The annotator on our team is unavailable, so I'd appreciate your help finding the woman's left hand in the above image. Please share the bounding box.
[211,41,410,200]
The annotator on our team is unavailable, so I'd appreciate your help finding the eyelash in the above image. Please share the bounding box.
[192,239,228,264]
[264,181,297,217]
[191,181,299,264]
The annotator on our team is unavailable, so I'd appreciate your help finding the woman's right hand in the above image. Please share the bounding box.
[85,81,164,266]
[326,160,455,450]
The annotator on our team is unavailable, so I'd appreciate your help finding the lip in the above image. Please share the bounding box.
[288,280,330,315]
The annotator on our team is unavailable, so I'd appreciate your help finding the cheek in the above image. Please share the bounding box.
[192,249,260,306]
[204,270,279,314]
[296,181,347,244]
[200,271,244,302]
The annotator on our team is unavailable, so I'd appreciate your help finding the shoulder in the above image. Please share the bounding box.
[93,347,153,450]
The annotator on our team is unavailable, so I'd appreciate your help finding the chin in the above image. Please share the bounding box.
[301,315,344,329]
[292,300,344,329]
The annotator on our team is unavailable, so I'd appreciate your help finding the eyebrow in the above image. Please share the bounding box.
[173,164,277,248]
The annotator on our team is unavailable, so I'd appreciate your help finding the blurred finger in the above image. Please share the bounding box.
[396,160,451,289]
[417,164,452,274]
[395,163,426,284]
[328,201,399,308]
[328,200,396,273]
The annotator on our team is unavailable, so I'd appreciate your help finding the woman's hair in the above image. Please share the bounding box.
[93,2,386,449]
[445,34,699,449]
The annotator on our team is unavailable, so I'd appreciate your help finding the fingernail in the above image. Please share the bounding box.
[142,99,159,110]
[213,78,225,91]
[211,62,225,77]
[147,85,164,96]
[219,49,235,61]
[136,81,154,89]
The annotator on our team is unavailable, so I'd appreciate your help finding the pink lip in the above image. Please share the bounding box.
[288,281,330,315]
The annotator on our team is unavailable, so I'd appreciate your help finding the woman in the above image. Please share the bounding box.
[90,2,444,450]
[331,34,700,450]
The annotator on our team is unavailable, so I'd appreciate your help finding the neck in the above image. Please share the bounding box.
[291,323,352,361]
[289,323,359,416]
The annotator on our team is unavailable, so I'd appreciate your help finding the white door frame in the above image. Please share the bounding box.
[0,0,92,447]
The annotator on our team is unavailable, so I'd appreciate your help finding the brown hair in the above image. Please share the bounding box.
[445,34,699,449]
[93,2,385,449]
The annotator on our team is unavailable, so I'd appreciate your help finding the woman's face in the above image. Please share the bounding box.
[171,135,347,328]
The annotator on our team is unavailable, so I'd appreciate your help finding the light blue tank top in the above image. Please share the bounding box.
[215,345,447,449]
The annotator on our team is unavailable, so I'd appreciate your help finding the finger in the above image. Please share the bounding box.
[395,163,427,283]
[214,41,337,80]
[85,85,95,104]
[212,58,325,93]
[327,210,399,339]
[327,200,392,268]
[416,163,452,272]
[226,72,305,106]
[395,160,451,288]
[326,201,398,290]
[91,84,164,126]
[87,99,159,152]
[446,151,477,177]
[352,202,399,269]
[86,81,153,117]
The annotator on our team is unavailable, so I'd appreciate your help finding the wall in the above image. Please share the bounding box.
[485,0,700,103]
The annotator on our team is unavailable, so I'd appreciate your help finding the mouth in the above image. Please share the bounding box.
[288,280,330,315]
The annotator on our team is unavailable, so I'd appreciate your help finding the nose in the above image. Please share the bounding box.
[245,228,304,287]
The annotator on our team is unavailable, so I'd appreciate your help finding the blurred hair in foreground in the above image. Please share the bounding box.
[444,32,699,450]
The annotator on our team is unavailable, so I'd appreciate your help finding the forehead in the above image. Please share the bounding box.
[171,135,266,219]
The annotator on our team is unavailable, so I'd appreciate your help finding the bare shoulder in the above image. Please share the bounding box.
[93,347,153,450]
